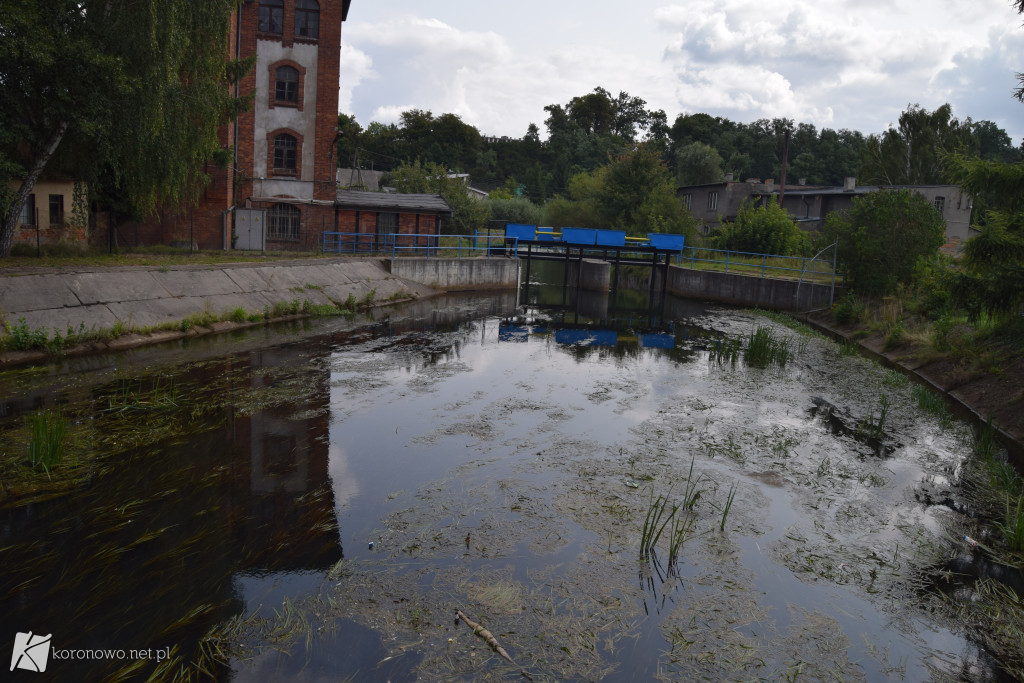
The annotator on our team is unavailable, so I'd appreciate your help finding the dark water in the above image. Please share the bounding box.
[0,264,1018,681]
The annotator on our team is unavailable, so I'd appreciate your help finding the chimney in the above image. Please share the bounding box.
[843,177,856,192]
[798,178,806,186]
[724,172,734,182]
[764,178,774,192]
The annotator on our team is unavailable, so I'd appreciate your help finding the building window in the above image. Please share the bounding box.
[376,212,398,234]
[20,194,35,226]
[934,196,945,214]
[295,0,319,39]
[267,203,300,240]
[273,134,298,174]
[707,191,718,211]
[258,0,283,35]
[48,194,64,225]
[681,193,692,209]
[275,66,299,103]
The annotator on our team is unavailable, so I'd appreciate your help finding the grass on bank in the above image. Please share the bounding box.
[4,243,330,269]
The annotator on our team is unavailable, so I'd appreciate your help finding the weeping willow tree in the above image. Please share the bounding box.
[0,0,248,257]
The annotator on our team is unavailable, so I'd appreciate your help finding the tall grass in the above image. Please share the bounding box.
[26,409,68,477]
[912,385,952,428]
[858,394,891,440]
[640,460,704,565]
[743,326,790,368]
[995,495,1024,552]
[720,483,738,532]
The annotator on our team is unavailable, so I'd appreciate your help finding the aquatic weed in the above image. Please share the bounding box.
[995,495,1024,552]
[912,385,952,428]
[975,415,998,462]
[744,326,790,368]
[858,393,891,440]
[720,483,738,532]
[26,409,68,477]
[882,369,910,389]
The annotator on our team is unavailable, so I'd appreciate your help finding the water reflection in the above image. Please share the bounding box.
[0,285,1017,682]
[0,345,341,681]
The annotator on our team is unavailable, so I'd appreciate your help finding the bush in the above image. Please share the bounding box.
[822,189,945,296]
[486,196,543,226]
[718,198,810,256]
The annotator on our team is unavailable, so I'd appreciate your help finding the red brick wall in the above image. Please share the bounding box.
[111,2,347,251]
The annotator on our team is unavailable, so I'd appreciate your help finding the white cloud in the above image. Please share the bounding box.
[337,43,375,115]
[338,1,1024,142]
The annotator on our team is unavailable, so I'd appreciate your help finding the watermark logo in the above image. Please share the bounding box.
[10,632,51,673]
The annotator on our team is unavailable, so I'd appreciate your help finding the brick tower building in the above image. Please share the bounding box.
[113,0,351,250]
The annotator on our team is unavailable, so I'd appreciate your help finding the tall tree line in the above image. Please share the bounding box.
[340,89,1021,204]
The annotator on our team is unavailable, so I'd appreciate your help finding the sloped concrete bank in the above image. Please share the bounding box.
[0,257,515,367]
[799,312,1024,458]
[664,264,839,311]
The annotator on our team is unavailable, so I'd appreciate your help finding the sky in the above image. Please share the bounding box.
[338,0,1024,145]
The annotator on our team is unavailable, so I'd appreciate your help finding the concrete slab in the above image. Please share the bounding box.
[0,274,81,312]
[16,304,120,336]
[183,293,278,317]
[105,299,201,329]
[70,271,169,304]
[321,282,374,304]
[344,260,393,281]
[151,269,242,297]
[283,264,354,287]
[224,268,274,293]
[249,266,308,293]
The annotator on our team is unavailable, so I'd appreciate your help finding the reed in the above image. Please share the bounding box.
[26,409,68,477]
[912,385,952,427]
[743,326,790,368]
[975,415,998,461]
[995,495,1024,552]
[720,483,738,532]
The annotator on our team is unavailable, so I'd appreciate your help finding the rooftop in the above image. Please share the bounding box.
[334,190,453,215]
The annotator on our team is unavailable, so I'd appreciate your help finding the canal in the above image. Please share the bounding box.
[0,263,1019,681]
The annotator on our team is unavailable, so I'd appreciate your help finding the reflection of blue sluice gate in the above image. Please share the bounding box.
[640,333,676,349]
[498,325,530,342]
[499,324,676,349]
[554,329,618,346]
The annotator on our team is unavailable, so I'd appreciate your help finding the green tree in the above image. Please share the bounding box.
[598,145,685,235]
[718,199,810,255]
[859,103,971,185]
[486,196,543,226]
[822,189,945,295]
[675,142,725,186]
[337,113,363,168]
[0,0,248,257]
[946,155,1024,317]
[388,161,488,235]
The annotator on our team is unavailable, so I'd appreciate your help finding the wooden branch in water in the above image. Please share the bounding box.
[456,610,515,665]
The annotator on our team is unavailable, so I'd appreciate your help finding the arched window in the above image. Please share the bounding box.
[273,133,297,173]
[295,0,319,39]
[267,204,300,241]
[275,66,299,103]
[258,0,283,34]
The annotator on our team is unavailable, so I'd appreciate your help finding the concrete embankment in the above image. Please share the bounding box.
[0,257,517,366]
[662,265,839,311]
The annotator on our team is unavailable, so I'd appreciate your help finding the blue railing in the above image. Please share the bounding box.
[322,230,836,283]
